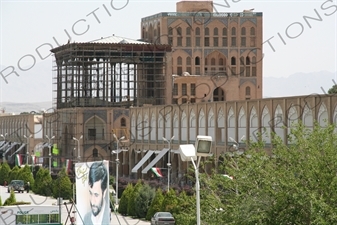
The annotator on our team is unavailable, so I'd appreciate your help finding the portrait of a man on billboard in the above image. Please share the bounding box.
[75,160,110,225]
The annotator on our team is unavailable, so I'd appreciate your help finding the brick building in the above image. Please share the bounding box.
[141,0,263,104]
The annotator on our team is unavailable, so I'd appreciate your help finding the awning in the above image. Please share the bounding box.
[10,143,26,157]
[131,150,155,173]
[4,142,19,155]
[142,148,170,174]
[0,142,9,151]
[0,141,5,148]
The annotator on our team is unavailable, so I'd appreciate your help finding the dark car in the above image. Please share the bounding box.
[7,180,25,193]
[151,212,175,225]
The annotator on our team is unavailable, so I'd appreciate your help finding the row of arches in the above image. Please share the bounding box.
[131,102,333,145]
[176,55,257,67]
[168,26,256,37]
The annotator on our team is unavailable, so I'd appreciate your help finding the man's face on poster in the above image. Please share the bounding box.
[89,180,105,217]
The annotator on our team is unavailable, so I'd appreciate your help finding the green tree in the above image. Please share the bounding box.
[17,165,35,188]
[146,188,164,220]
[173,191,195,225]
[134,183,155,218]
[200,122,337,224]
[9,166,20,182]
[118,183,133,215]
[0,196,2,206]
[52,167,72,199]
[328,84,337,94]
[0,163,11,185]
[127,180,143,217]
[161,188,178,212]
[33,167,52,196]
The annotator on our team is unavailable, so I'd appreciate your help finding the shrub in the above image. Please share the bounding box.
[33,167,52,196]
[146,188,164,220]
[9,166,20,183]
[17,165,35,188]
[134,184,155,219]
[0,163,11,185]
[52,167,72,200]
[127,180,143,217]
[118,183,133,215]
[4,190,16,206]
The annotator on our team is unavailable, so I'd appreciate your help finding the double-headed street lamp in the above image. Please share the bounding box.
[24,134,33,164]
[45,135,55,174]
[1,133,8,162]
[112,134,125,210]
[162,135,174,191]
[73,135,83,162]
[179,135,213,225]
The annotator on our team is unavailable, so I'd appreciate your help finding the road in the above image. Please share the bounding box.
[0,185,150,225]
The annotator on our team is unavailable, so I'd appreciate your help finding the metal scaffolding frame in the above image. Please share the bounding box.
[51,42,171,109]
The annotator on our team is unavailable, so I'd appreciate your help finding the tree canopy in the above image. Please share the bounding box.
[199,122,337,224]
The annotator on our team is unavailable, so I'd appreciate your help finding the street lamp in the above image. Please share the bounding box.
[24,134,33,164]
[112,134,125,210]
[72,135,83,162]
[179,135,213,225]
[1,133,8,162]
[229,136,245,154]
[45,135,55,174]
[162,135,174,191]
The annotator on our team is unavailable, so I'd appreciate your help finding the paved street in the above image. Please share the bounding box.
[0,185,150,225]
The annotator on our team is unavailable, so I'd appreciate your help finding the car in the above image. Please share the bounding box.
[7,180,25,193]
[151,212,175,225]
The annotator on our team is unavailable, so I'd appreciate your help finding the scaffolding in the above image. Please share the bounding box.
[51,42,171,109]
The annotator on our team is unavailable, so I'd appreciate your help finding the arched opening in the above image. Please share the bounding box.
[213,88,225,101]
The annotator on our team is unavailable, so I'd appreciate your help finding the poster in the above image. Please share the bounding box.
[75,160,110,225]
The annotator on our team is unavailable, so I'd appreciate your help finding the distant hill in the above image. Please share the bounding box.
[263,71,336,98]
[1,66,336,114]
[0,101,53,115]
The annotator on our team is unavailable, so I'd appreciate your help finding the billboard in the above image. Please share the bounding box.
[75,160,110,225]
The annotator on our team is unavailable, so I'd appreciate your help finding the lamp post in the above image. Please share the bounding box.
[112,134,125,210]
[179,135,213,225]
[45,135,55,174]
[1,133,8,162]
[24,134,33,164]
[162,136,174,191]
[73,135,83,162]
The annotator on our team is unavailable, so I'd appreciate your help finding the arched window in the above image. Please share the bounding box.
[246,57,250,65]
[196,27,200,35]
[223,28,227,36]
[250,27,255,35]
[241,27,246,35]
[205,27,209,35]
[211,58,216,65]
[231,57,236,65]
[246,86,251,95]
[214,27,218,36]
[252,56,256,64]
[231,27,236,35]
[177,56,182,65]
[195,57,200,65]
[219,58,224,65]
[121,118,126,127]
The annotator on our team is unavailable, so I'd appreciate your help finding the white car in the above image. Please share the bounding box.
[151,212,175,225]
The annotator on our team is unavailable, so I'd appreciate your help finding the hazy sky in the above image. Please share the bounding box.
[0,0,336,103]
